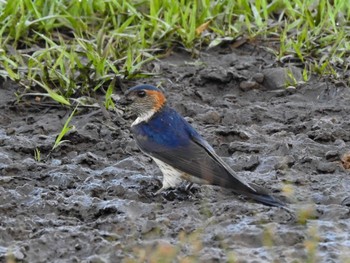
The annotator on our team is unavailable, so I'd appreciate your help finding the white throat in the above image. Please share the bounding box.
[131,110,156,126]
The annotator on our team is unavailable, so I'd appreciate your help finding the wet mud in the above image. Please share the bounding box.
[0,46,350,262]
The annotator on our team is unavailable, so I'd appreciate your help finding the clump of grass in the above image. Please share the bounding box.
[275,0,350,82]
[34,147,41,162]
[52,104,77,151]
[0,0,349,105]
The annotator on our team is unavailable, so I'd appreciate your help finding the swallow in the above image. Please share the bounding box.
[120,84,285,207]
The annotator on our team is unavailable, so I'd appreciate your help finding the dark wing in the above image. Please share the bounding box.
[133,125,248,189]
[188,135,285,207]
[134,120,284,207]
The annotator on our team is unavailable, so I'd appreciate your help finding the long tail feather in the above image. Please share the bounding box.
[238,183,286,207]
[247,192,285,207]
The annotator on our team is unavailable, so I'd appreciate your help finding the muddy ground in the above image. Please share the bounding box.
[1,45,350,263]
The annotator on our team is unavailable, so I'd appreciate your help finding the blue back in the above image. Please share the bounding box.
[131,106,198,149]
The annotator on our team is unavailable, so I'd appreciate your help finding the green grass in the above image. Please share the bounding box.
[0,0,349,105]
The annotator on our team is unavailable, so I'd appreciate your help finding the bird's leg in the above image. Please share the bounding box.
[153,186,168,196]
[152,178,175,196]
[153,171,183,195]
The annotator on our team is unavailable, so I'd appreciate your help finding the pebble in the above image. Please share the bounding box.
[239,80,259,91]
[197,110,221,124]
[316,162,337,173]
[252,72,264,83]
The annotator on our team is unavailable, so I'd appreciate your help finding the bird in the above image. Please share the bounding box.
[119,84,285,207]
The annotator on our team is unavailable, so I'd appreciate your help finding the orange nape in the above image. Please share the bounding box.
[147,90,166,111]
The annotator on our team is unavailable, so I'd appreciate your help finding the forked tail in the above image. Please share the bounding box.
[247,191,285,207]
[239,183,286,207]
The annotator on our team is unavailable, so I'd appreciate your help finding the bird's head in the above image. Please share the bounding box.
[119,84,167,122]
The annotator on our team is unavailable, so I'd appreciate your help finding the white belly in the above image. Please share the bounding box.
[152,157,210,190]
[152,157,183,189]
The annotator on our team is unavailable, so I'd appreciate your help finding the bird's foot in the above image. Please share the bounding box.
[152,186,170,196]
[151,187,177,201]
[181,182,200,195]
[185,182,194,193]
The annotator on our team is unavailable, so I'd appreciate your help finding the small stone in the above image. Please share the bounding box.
[197,110,221,124]
[239,80,259,91]
[141,220,157,234]
[252,73,264,83]
[316,162,337,173]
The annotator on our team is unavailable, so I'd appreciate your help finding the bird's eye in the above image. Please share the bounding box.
[137,90,146,98]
